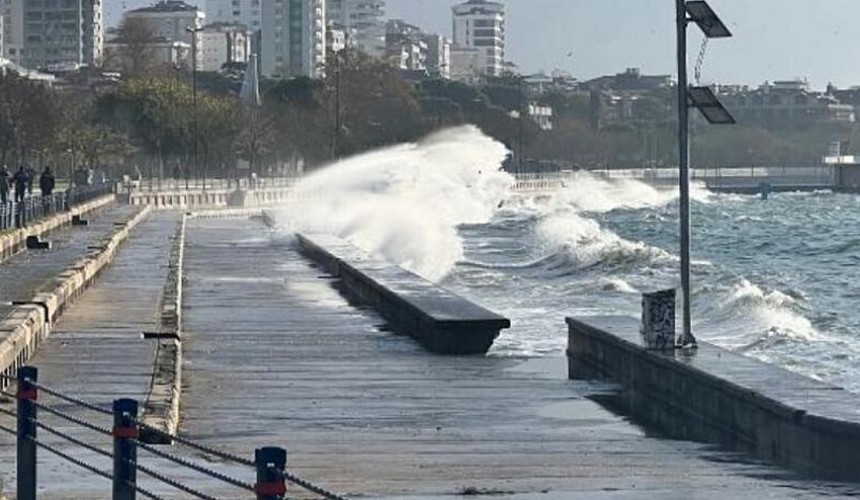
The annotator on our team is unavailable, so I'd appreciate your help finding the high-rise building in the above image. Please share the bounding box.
[326,0,385,57]
[124,1,205,69]
[452,0,505,77]
[21,0,104,70]
[2,0,24,65]
[261,0,326,79]
[206,0,262,32]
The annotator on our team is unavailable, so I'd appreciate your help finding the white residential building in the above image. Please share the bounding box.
[206,0,262,32]
[0,0,22,64]
[452,0,505,77]
[261,0,326,79]
[125,1,205,68]
[21,0,104,70]
[199,23,250,72]
[326,0,385,57]
[385,19,425,72]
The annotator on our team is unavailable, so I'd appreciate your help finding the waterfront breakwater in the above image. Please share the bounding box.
[295,233,510,355]
[567,315,860,481]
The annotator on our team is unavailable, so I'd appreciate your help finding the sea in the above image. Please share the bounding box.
[275,126,860,393]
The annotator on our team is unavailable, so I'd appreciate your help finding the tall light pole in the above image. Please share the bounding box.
[675,0,734,347]
[187,26,203,190]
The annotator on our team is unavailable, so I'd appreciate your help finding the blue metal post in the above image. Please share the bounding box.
[255,447,287,500]
[16,366,38,500]
[112,399,138,500]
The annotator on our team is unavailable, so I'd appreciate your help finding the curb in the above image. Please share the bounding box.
[140,214,186,443]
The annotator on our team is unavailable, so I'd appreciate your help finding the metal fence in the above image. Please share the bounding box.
[514,166,837,190]
[0,183,113,231]
[0,367,349,500]
[129,177,298,193]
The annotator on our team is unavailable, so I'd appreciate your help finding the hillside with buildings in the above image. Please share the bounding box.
[1,0,860,171]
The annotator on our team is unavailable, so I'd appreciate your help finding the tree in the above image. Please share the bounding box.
[105,17,161,79]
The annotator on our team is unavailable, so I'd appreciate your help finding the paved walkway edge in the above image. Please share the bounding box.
[141,214,185,443]
[0,194,116,263]
[0,205,152,388]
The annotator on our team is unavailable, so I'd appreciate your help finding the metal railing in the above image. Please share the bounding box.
[0,183,113,231]
[0,367,349,500]
[129,177,298,193]
[513,166,837,190]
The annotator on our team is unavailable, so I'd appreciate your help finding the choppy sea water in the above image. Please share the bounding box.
[446,186,860,391]
[276,126,860,393]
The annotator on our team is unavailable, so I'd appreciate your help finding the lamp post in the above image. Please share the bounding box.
[186,26,203,190]
[675,0,734,347]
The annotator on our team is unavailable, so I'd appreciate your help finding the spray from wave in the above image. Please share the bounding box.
[273,126,512,281]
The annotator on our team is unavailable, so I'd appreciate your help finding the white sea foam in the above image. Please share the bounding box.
[275,126,512,281]
[534,211,675,269]
[699,279,818,348]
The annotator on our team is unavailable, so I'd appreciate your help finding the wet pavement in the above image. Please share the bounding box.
[176,217,860,499]
[0,212,857,499]
[0,211,179,498]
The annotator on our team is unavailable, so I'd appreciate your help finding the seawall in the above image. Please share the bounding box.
[0,206,152,386]
[295,233,510,355]
[567,315,860,481]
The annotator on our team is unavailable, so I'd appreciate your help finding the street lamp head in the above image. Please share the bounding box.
[688,85,735,125]
[686,0,732,38]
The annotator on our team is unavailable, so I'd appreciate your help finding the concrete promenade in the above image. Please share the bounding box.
[0,212,179,498]
[179,216,860,499]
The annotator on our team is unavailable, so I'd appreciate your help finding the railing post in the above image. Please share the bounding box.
[255,447,287,500]
[112,398,139,500]
[16,366,38,500]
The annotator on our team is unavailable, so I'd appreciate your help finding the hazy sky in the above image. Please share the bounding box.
[107,0,860,90]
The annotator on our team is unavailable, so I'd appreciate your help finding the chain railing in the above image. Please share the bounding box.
[0,367,350,500]
[0,182,114,231]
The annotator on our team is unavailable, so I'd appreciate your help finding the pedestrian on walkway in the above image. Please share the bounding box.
[0,165,9,205]
[26,166,35,195]
[40,167,55,213]
[40,167,55,196]
[13,166,29,203]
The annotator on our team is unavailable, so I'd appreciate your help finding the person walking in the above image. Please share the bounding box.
[40,167,56,213]
[0,165,9,205]
[13,166,28,203]
[26,166,35,195]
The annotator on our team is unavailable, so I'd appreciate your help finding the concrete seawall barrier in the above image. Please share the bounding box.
[0,194,115,263]
[0,206,152,385]
[567,315,860,481]
[296,233,510,355]
[141,214,185,443]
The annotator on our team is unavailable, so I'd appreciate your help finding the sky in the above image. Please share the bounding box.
[107,0,860,90]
